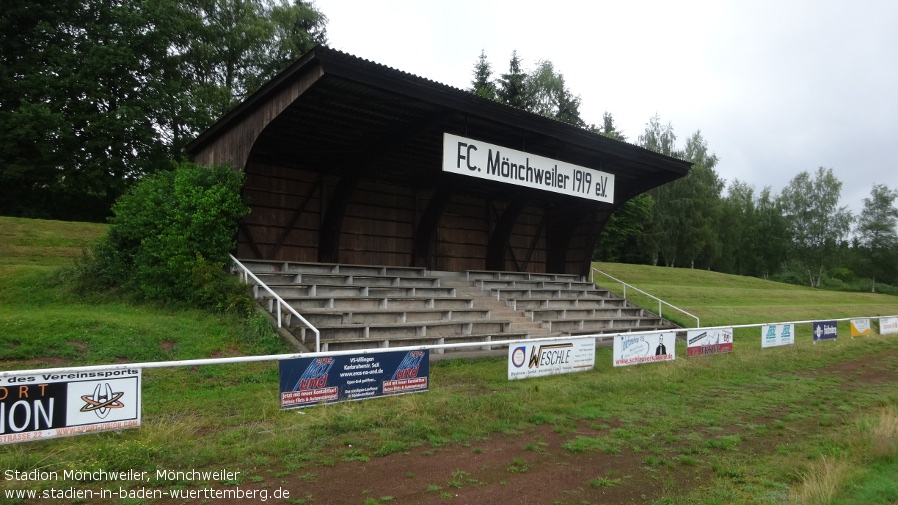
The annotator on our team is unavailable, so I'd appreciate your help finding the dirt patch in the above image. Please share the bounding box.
[20,356,72,367]
[210,345,242,358]
[808,347,898,386]
[206,424,707,505]
[160,350,898,505]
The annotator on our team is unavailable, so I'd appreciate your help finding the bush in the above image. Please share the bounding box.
[771,269,806,287]
[829,267,856,283]
[77,161,251,313]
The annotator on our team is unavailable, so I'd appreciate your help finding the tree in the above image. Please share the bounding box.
[855,184,898,291]
[524,60,584,126]
[0,0,177,220]
[0,0,327,221]
[496,50,529,110]
[181,0,327,108]
[636,125,725,269]
[592,111,626,141]
[470,50,496,100]
[678,131,723,269]
[754,187,790,279]
[717,180,761,275]
[594,194,653,263]
[638,115,681,265]
[637,114,678,157]
[473,51,587,126]
[780,167,853,287]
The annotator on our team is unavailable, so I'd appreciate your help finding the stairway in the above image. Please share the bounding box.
[234,260,678,355]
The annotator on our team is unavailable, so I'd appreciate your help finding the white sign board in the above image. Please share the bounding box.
[850,318,873,336]
[880,316,898,335]
[442,133,615,203]
[0,369,141,444]
[613,332,676,367]
[686,328,734,357]
[508,338,595,380]
[761,324,794,348]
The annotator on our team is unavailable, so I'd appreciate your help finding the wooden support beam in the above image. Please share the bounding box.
[269,175,322,259]
[238,221,264,259]
[412,186,456,268]
[318,175,359,263]
[486,198,527,271]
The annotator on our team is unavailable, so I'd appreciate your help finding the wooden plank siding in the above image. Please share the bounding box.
[187,47,693,276]
[337,181,417,266]
[434,194,491,272]
[239,162,570,273]
[239,163,322,262]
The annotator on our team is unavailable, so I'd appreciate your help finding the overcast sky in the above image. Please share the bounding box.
[313,0,898,214]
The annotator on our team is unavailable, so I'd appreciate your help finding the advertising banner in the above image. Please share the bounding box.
[812,320,838,342]
[686,328,733,356]
[850,318,872,337]
[442,133,615,204]
[613,332,676,367]
[880,316,898,335]
[279,350,429,409]
[0,368,141,445]
[507,338,595,380]
[761,324,794,348]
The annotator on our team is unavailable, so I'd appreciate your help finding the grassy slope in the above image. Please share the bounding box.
[593,261,898,327]
[1,218,898,504]
[0,216,108,267]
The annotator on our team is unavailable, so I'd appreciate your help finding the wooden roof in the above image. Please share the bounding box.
[186,45,691,207]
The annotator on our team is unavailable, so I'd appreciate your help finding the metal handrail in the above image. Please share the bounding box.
[230,254,320,352]
[3,314,897,378]
[590,267,700,328]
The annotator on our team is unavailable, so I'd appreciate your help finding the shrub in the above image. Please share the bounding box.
[78,161,250,313]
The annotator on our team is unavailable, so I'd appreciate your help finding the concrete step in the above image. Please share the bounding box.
[546,317,668,333]
[476,279,604,292]
[442,276,554,339]
[294,308,491,326]
[238,259,430,277]
[237,260,681,356]
[295,319,512,341]
[262,284,456,299]
[526,307,647,320]
[465,270,583,282]
[269,296,475,310]
[320,332,531,353]
[566,323,679,337]
[253,272,442,288]
[490,288,605,300]
[505,297,630,310]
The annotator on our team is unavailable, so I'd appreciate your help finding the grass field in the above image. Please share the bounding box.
[1,216,898,505]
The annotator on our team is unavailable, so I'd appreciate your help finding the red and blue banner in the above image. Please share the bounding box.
[279,350,429,409]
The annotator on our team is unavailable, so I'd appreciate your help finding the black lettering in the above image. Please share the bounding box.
[466,144,478,171]
[456,142,467,169]
[486,150,500,175]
